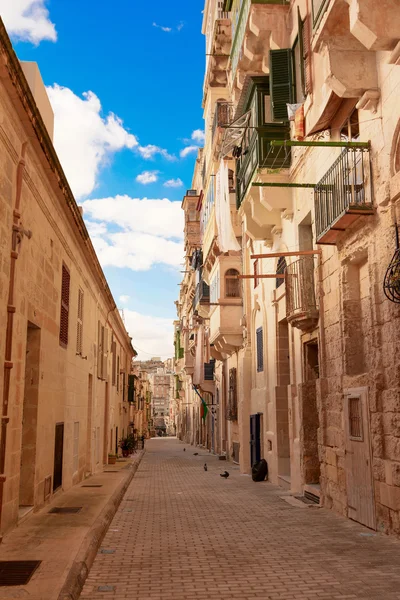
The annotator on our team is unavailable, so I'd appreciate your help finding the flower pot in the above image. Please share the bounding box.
[122,449,129,458]
[108,455,117,465]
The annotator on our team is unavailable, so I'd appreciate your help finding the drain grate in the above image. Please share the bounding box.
[98,586,116,592]
[100,549,115,554]
[0,560,41,586]
[49,507,82,514]
[81,484,103,488]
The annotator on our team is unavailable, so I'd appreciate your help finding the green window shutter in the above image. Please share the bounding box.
[270,49,294,122]
[298,8,305,98]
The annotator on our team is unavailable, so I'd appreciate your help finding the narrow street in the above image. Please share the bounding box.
[81,439,400,600]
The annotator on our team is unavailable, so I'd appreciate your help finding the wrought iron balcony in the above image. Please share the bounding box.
[286,257,319,332]
[193,280,210,311]
[314,147,373,245]
[204,359,215,381]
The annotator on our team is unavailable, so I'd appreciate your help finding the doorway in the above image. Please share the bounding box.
[250,413,261,467]
[19,323,40,513]
[276,319,291,480]
[301,340,321,486]
[53,423,64,491]
[344,388,375,529]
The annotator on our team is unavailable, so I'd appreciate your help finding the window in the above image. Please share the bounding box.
[254,259,259,288]
[312,0,329,25]
[59,264,70,347]
[225,269,240,298]
[111,338,117,386]
[270,49,294,122]
[97,322,108,380]
[276,257,287,288]
[117,356,120,392]
[256,327,264,372]
[73,422,79,474]
[76,288,84,355]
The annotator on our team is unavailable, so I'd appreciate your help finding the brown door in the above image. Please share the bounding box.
[53,423,64,491]
[344,388,375,529]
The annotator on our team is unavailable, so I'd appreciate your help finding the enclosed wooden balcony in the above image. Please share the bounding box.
[314,147,374,245]
[286,257,319,332]
[193,280,210,318]
[204,11,232,91]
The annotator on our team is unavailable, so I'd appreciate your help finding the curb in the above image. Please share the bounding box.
[57,451,145,600]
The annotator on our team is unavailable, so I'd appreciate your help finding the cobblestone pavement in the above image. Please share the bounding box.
[81,438,400,600]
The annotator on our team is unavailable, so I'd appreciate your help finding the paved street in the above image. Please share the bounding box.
[81,438,400,600]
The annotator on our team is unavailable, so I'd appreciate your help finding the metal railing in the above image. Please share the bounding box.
[314,147,371,242]
[193,280,210,310]
[286,256,318,323]
[212,101,232,142]
[204,360,215,381]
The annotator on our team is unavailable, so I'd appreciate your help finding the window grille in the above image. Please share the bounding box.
[349,396,363,440]
[225,269,240,298]
[59,265,70,347]
[256,327,264,372]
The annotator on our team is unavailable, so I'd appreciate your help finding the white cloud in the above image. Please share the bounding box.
[125,310,173,360]
[82,195,184,272]
[177,22,184,31]
[152,22,172,32]
[82,195,183,240]
[138,144,175,161]
[119,295,130,304]
[47,85,138,199]
[136,171,159,185]
[0,0,57,44]
[192,129,205,143]
[180,145,199,158]
[164,178,183,188]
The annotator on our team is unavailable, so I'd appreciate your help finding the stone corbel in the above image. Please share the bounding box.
[388,41,400,66]
[356,89,380,114]
[271,225,282,238]
[281,209,294,222]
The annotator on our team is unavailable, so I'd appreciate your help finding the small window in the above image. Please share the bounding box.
[225,269,240,298]
[256,327,264,372]
[76,288,84,355]
[59,264,70,348]
[276,257,287,288]
[254,259,259,288]
[73,422,79,474]
[349,396,363,440]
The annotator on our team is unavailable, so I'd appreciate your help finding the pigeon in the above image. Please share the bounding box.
[220,471,229,478]
[193,452,199,456]
[183,448,186,451]
[204,463,207,471]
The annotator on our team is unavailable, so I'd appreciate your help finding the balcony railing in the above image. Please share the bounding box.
[286,257,319,331]
[212,101,232,143]
[236,125,290,206]
[193,280,210,310]
[314,147,373,244]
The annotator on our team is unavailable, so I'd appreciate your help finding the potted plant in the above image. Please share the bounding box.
[108,453,117,465]
[118,436,135,457]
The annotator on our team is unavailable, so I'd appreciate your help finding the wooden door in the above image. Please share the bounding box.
[344,388,375,529]
[53,423,64,491]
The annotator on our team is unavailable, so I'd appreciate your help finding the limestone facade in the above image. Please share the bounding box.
[175,0,400,535]
[0,22,135,536]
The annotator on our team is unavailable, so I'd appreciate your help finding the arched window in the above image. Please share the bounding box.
[276,257,287,288]
[225,269,240,298]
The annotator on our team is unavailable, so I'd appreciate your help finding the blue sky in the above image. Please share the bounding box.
[1,0,205,358]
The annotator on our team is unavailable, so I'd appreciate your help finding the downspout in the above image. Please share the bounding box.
[0,142,28,539]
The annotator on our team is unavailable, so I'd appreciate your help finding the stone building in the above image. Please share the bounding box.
[175,0,400,535]
[0,22,136,536]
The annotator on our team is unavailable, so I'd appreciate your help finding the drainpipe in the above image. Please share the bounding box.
[0,142,28,539]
